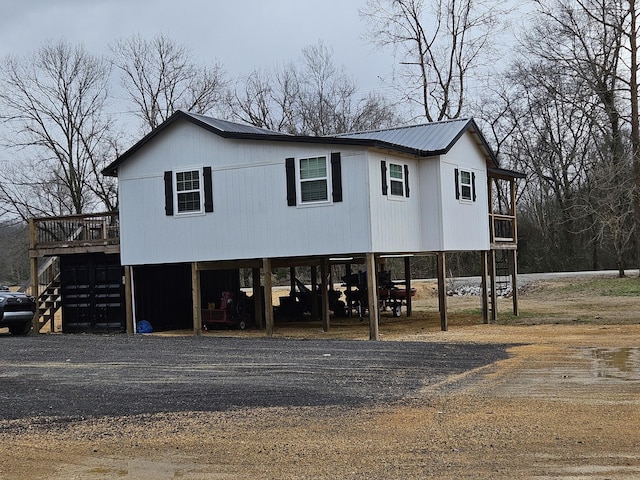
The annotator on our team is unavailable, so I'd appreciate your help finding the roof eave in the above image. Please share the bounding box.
[102,113,498,178]
[102,116,447,177]
[488,167,526,180]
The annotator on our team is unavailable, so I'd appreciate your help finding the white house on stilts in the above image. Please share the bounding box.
[28,110,523,338]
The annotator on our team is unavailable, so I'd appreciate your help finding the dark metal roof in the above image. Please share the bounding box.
[184,111,292,137]
[102,110,503,176]
[334,118,473,154]
[103,110,293,175]
[334,118,499,167]
[488,167,526,180]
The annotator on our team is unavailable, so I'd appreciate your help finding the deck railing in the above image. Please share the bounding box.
[490,213,517,244]
[30,212,120,250]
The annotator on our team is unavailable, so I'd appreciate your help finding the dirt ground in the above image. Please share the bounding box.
[2,274,640,479]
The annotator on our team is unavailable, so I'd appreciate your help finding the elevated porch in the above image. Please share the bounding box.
[27,212,130,333]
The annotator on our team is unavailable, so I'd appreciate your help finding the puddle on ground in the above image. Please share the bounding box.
[589,347,640,381]
[52,457,235,480]
[532,453,640,479]
[493,346,640,403]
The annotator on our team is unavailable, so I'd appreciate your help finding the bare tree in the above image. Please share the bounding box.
[529,0,634,273]
[230,41,400,135]
[111,34,228,133]
[361,0,505,122]
[507,60,600,269]
[617,0,640,272]
[533,1,639,263]
[0,40,118,219]
[297,41,398,135]
[231,63,301,134]
[499,0,637,273]
[576,144,635,277]
[530,0,625,159]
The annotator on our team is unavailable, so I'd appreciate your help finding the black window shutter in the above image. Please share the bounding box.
[203,166,213,212]
[381,161,388,195]
[404,164,410,198]
[164,171,174,216]
[331,152,343,202]
[472,172,476,202]
[454,168,460,200]
[285,157,296,206]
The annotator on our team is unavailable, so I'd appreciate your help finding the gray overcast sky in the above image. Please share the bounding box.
[0,0,393,95]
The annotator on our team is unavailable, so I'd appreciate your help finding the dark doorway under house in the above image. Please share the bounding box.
[60,253,125,333]
[132,264,242,332]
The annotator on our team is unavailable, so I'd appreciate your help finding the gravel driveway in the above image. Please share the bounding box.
[0,334,510,420]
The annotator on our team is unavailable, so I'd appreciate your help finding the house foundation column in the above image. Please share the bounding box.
[191,263,202,336]
[263,258,274,337]
[320,258,330,332]
[252,267,264,329]
[489,249,498,323]
[437,252,448,331]
[511,249,519,316]
[30,255,39,334]
[481,251,489,324]
[404,256,412,317]
[124,266,134,334]
[311,265,319,320]
[366,253,379,340]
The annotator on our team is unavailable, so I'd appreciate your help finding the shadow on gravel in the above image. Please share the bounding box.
[0,335,511,420]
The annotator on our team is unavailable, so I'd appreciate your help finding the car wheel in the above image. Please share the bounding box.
[9,322,32,335]
[237,319,246,330]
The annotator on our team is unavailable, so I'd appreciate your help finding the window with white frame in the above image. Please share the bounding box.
[455,168,475,202]
[381,160,409,198]
[389,163,405,196]
[460,170,472,200]
[285,154,342,206]
[299,156,328,203]
[164,167,213,216]
[175,169,202,213]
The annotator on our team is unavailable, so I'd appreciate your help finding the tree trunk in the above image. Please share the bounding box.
[630,1,640,276]
[617,255,626,278]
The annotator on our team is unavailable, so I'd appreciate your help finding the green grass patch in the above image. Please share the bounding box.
[556,276,640,296]
[454,307,484,316]
[494,310,564,325]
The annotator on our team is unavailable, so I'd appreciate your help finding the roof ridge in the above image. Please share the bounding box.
[180,110,290,136]
[333,117,472,137]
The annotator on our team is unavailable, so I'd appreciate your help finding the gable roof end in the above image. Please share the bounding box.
[102,110,291,176]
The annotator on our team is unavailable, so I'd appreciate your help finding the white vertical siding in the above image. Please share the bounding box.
[117,119,492,265]
[118,120,373,265]
[417,158,444,251]
[438,132,490,251]
[368,153,423,253]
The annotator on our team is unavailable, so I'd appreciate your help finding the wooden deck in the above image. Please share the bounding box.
[29,212,120,257]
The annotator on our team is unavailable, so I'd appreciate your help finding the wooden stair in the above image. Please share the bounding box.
[36,276,62,332]
[494,251,511,296]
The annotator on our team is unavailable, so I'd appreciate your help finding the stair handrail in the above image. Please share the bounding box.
[19,256,60,294]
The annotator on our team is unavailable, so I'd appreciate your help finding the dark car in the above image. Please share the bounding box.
[0,286,35,335]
